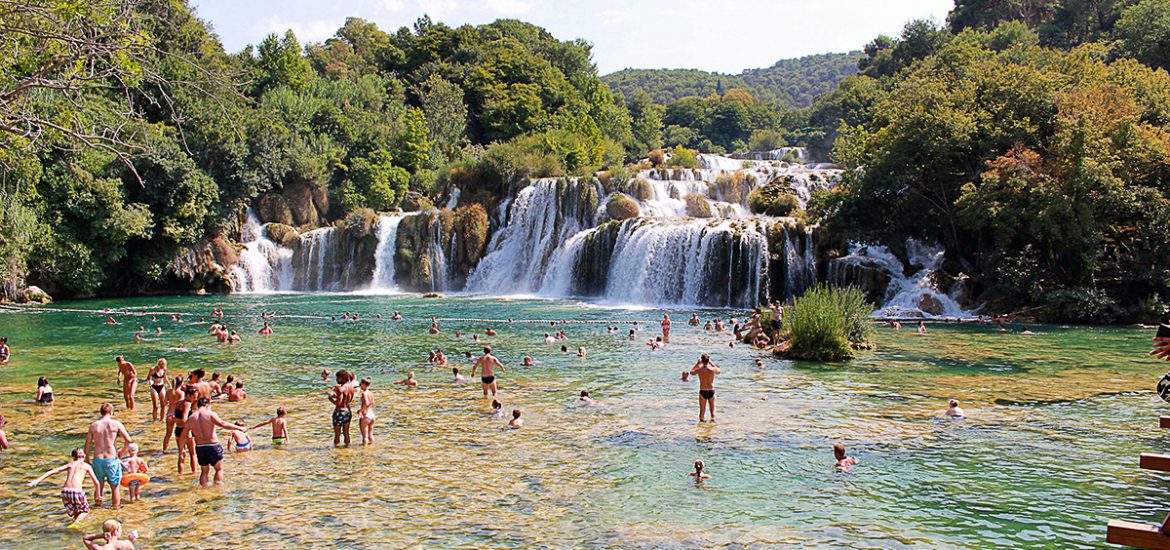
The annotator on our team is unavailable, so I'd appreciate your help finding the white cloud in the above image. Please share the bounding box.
[380,0,407,11]
[256,15,341,44]
[414,0,457,18]
[485,0,535,13]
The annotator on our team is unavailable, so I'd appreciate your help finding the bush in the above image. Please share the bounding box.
[715,170,752,204]
[749,184,801,216]
[748,129,787,152]
[783,285,875,361]
[666,145,700,168]
[606,193,640,220]
[1041,287,1120,323]
[684,193,713,218]
[647,149,666,167]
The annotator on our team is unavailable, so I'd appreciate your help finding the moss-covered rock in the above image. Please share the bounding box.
[282,180,321,227]
[684,193,713,218]
[394,205,492,292]
[748,183,800,216]
[400,191,436,212]
[263,223,301,248]
[606,193,640,221]
[256,193,294,226]
[715,171,754,204]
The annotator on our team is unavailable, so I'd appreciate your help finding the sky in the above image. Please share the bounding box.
[188,0,956,75]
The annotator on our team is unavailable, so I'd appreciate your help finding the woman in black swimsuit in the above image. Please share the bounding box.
[148,358,168,422]
[35,376,53,404]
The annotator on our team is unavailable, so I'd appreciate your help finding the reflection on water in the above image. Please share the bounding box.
[0,295,1165,547]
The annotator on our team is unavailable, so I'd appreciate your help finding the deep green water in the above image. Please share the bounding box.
[0,294,1166,548]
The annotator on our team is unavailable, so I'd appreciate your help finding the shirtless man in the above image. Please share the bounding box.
[329,370,356,447]
[690,354,721,422]
[189,368,212,399]
[85,403,133,508]
[181,397,248,486]
[115,357,137,411]
[471,346,505,398]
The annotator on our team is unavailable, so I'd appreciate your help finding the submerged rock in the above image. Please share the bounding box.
[22,285,51,304]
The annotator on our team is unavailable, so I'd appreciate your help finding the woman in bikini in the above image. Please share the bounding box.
[358,377,375,446]
[36,377,53,405]
[148,358,168,422]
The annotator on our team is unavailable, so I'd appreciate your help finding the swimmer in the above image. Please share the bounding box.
[521,355,535,366]
[227,381,247,402]
[560,344,568,353]
[320,369,331,382]
[435,349,448,365]
[754,359,764,369]
[681,370,691,382]
[329,371,356,447]
[945,399,965,418]
[358,377,375,446]
[227,419,252,453]
[259,322,273,335]
[250,407,289,446]
[544,333,556,344]
[429,322,440,335]
[464,351,474,360]
[628,329,636,340]
[107,317,118,325]
[453,367,468,385]
[396,371,418,388]
[661,313,671,342]
[228,331,241,344]
[833,443,859,470]
[36,376,54,405]
[208,373,222,397]
[690,353,721,422]
[29,448,97,525]
[508,409,523,429]
[175,343,187,352]
[891,320,902,331]
[917,321,926,334]
[577,346,586,358]
[579,390,598,406]
[703,320,712,331]
[753,333,771,349]
[689,314,700,326]
[486,327,497,336]
[115,356,137,411]
[155,327,162,335]
[391,311,402,320]
[82,518,136,549]
[455,330,462,339]
[119,443,148,502]
[473,334,480,343]
[689,459,710,481]
[471,346,505,398]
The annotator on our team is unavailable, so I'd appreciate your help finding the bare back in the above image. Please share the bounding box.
[333,385,354,410]
[87,417,129,459]
[186,407,225,445]
[691,362,721,390]
[474,354,503,377]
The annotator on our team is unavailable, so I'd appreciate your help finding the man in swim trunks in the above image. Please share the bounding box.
[115,356,137,411]
[181,397,248,486]
[471,346,505,398]
[329,370,356,447]
[85,403,133,508]
[690,353,721,422]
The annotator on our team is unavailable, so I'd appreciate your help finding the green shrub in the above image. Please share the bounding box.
[749,182,801,216]
[715,170,752,204]
[783,285,875,361]
[1041,287,1120,323]
[748,129,787,152]
[684,193,713,218]
[606,193,640,220]
[666,145,700,168]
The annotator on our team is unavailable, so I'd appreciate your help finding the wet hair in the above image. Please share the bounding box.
[361,377,372,387]
[949,399,959,407]
[491,399,502,409]
[560,345,568,352]
[71,447,84,460]
[452,367,459,375]
[197,397,210,407]
[276,407,286,417]
[38,376,48,387]
[235,381,244,389]
[100,403,113,416]
[115,355,124,362]
[833,443,847,459]
[192,368,205,378]
[511,409,521,418]
[483,346,492,355]
[580,390,590,397]
[211,373,220,380]
[694,459,705,470]
[700,353,710,364]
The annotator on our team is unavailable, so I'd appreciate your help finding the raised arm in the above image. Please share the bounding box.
[29,464,67,487]
[210,412,246,432]
[249,418,274,431]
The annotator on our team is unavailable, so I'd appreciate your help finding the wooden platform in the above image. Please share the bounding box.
[1140,454,1170,472]
[1160,416,1170,429]
[1108,520,1170,549]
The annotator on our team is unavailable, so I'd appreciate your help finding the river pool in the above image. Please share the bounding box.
[0,294,1165,548]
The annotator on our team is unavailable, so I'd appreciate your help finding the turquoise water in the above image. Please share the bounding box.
[0,294,1165,548]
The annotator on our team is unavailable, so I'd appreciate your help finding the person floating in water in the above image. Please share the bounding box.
[945,399,965,418]
[833,443,859,470]
[689,459,710,481]
[396,371,418,388]
[472,346,505,398]
[29,447,98,525]
[520,355,535,366]
[579,390,598,406]
[508,409,523,428]
[577,346,586,359]
[690,353,721,422]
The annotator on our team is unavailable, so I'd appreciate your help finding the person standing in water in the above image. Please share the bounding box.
[471,346,505,398]
[690,354,721,422]
[147,358,167,422]
[0,337,9,364]
[329,370,356,447]
[85,403,133,508]
[358,377,376,446]
[29,448,98,525]
[661,314,672,343]
[36,377,54,405]
[115,356,137,411]
[181,397,248,486]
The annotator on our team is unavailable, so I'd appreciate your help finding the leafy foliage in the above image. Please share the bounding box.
[782,285,875,361]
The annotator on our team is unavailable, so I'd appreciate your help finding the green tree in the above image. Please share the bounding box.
[1114,0,1170,70]
[256,30,315,94]
[414,74,467,159]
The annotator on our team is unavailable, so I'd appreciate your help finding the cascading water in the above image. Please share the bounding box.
[830,240,971,318]
[427,215,451,292]
[370,214,408,291]
[230,209,293,293]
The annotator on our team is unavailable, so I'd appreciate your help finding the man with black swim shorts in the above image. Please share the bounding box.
[471,346,505,398]
[329,370,356,447]
[181,397,248,487]
[690,353,721,422]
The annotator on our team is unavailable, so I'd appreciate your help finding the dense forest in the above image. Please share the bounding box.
[603,51,863,108]
[2,0,1170,322]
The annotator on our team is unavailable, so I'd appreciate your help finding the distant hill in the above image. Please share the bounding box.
[603,51,863,108]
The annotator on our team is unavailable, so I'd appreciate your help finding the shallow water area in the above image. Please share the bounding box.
[0,294,1165,548]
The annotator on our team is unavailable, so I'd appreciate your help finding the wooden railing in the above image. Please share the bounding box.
[1106,416,1170,549]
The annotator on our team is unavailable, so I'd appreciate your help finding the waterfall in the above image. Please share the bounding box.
[832,240,970,318]
[370,214,407,291]
[445,186,461,210]
[428,214,450,292]
[229,209,293,293]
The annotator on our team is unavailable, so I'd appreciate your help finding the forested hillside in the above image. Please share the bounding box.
[603,51,862,108]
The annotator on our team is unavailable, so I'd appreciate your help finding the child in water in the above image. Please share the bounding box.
[227,420,253,453]
[833,443,859,470]
[689,459,711,481]
[251,407,289,446]
[396,372,418,388]
[491,400,506,419]
[119,443,148,502]
[508,409,523,429]
[945,399,965,418]
[29,448,97,525]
